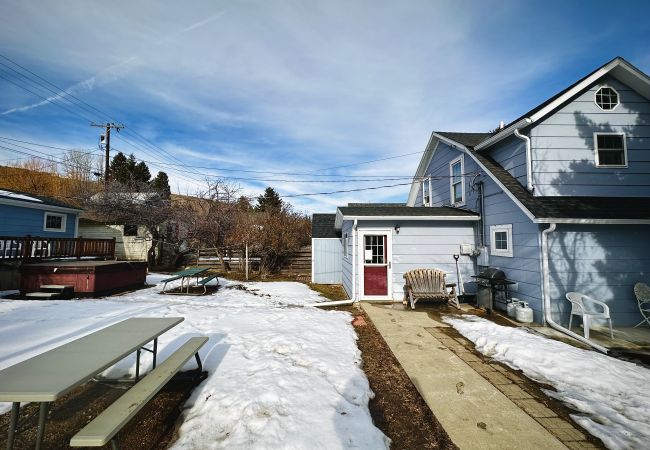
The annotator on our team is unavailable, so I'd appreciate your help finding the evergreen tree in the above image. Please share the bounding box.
[237,195,253,210]
[109,152,128,182]
[151,171,171,199]
[109,152,155,188]
[256,187,283,212]
[126,154,138,174]
[133,161,151,183]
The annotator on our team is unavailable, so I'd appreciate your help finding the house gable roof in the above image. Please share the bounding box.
[416,133,650,223]
[406,57,650,223]
[475,56,650,150]
[0,188,82,213]
[312,214,341,239]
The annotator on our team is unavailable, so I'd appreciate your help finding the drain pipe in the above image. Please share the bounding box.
[313,299,355,307]
[513,119,534,192]
[541,223,608,353]
[352,219,358,302]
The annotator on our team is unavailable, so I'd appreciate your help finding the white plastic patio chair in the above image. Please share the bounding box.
[633,282,650,328]
[565,292,613,340]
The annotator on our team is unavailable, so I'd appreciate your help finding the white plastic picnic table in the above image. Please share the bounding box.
[0,316,184,450]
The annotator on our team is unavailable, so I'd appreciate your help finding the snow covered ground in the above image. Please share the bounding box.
[0,274,388,449]
[443,315,650,450]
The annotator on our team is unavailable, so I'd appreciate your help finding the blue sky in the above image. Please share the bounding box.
[0,0,649,214]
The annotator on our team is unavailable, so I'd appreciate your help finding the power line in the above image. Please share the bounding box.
[280,182,415,197]
[0,136,419,183]
[0,55,208,186]
[0,54,425,179]
[305,150,424,173]
[0,54,444,200]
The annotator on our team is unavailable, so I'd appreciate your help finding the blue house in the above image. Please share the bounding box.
[334,57,650,348]
[0,189,82,238]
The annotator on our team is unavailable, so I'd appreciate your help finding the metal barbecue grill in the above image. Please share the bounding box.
[472,267,515,313]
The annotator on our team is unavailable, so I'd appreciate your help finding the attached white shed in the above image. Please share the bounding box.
[78,219,150,261]
[311,214,343,284]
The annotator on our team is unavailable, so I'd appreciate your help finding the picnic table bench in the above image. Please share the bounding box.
[403,268,460,310]
[161,267,219,295]
[0,317,208,450]
[70,336,207,449]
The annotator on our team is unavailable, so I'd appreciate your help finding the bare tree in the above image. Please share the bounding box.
[87,180,178,266]
[177,179,241,269]
[253,204,311,272]
[62,149,101,202]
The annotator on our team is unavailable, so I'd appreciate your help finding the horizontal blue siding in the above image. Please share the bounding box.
[480,169,544,322]
[547,224,650,327]
[312,238,343,284]
[530,76,650,197]
[414,141,481,210]
[0,204,77,238]
[484,135,527,187]
[356,220,477,300]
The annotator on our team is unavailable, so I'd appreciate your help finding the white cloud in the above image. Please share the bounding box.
[1,0,636,213]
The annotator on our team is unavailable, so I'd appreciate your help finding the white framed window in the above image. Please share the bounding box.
[594,132,627,167]
[490,224,513,258]
[43,212,67,232]
[422,176,432,206]
[449,156,465,205]
[343,233,349,258]
[594,86,619,111]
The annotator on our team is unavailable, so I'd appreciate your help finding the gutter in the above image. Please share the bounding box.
[535,218,650,225]
[541,223,608,353]
[340,215,480,222]
[513,119,534,192]
[474,118,531,150]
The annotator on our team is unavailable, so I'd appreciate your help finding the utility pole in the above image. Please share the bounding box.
[91,122,124,186]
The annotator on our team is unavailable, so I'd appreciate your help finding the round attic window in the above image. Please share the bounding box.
[595,86,619,111]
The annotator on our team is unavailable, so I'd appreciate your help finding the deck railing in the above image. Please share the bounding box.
[0,236,116,261]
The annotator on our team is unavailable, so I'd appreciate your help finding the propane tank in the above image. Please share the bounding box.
[507,298,520,318]
[515,301,534,323]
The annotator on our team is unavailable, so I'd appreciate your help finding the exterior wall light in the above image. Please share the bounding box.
[394,224,400,234]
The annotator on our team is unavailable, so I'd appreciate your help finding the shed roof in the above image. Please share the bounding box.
[335,205,479,229]
[312,214,341,238]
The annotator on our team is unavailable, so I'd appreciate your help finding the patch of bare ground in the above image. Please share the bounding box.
[0,372,205,450]
[327,305,456,450]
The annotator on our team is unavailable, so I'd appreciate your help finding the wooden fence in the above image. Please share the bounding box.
[195,246,312,275]
[0,236,116,261]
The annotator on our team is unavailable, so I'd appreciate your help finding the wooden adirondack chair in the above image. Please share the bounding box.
[403,269,460,310]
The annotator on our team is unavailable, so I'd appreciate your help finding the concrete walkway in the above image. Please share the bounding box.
[362,303,572,450]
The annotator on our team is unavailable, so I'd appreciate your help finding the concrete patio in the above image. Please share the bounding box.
[362,302,603,450]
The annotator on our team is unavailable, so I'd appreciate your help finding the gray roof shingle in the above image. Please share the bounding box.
[312,214,341,238]
[436,132,491,147]
[469,148,650,220]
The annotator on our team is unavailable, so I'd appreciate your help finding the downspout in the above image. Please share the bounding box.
[513,119,534,192]
[541,223,608,353]
[352,219,358,302]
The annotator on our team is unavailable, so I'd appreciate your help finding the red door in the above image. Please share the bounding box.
[363,234,388,296]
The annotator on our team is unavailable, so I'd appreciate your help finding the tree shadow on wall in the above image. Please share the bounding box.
[546,105,649,327]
